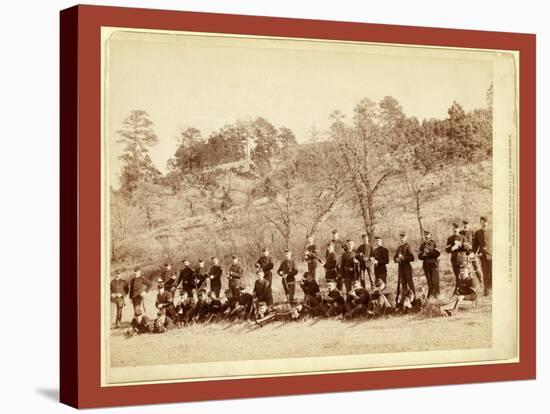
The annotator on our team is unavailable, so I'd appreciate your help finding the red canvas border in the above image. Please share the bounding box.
[60,5,536,408]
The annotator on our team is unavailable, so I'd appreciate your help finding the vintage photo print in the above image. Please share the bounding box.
[100,27,519,386]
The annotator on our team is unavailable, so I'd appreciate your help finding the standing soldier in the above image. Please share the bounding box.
[155,282,177,321]
[227,255,243,298]
[473,216,492,296]
[110,270,129,328]
[370,236,390,283]
[328,229,345,256]
[418,230,441,299]
[208,257,223,298]
[304,235,320,281]
[256,248,274,285]
[324,242,339,282]
[163,271,178,293]
[446,223,469,294]
[277,249,299,304]
[339,239,359,294]
[356,234,374,288]
[462,219,483,285]
[128,266,152,315]
[175,259,194,297]
[394,231,415,300]
[193,259,209,292]
[158,262,172,282]
[252,265,273,307]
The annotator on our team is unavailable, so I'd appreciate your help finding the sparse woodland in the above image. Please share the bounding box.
[110,88,493,280]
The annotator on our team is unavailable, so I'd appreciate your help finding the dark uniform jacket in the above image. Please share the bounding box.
[194,299,211,319]
[370,246,389,276]
[328,239,345,256]
[163,274,178,292]
[253,279,273,305]
[110,278,129,297]
[346,287,369,305]
[473,228,492,259]
[305,244,319,267]
[445,234,469,257]
[356,243,372,269]
[394,242,415,269]
[256,256,274,277]
[339,250,358,278]
[457,275,479,295]
[129,276,152,299]
[460,229,475,246]
[208,265,223,289]
[193,267,209,290]
[300,279,320,296]
[155,290,174,309]
[324,252,338,275]
[278,259,298,282]
[228,263,243,280]
[158,268,170,282]
[208,298,226,314]
[321,289,344,306]
[176,266,194,291]
[130,315,151,333]
[418,240,440,264]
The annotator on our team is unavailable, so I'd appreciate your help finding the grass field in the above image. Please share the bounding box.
[109,261,492,368]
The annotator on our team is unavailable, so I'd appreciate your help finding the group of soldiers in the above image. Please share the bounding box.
[111,216,492,334]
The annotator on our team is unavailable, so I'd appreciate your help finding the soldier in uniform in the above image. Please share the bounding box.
[299,271,321,313]
[344,279,370,318]
[253,301,277,326]
[461,220,483,284]
[128,266,152,315]
[207,290,227,322]
[318,280,344,317]
[328,229,345,256]
[370,236,390,283]
[174,289,195,325]
[227,255,243,298]
[368,278,395,317]
[304,235,320,281]
[418,230,441,298]
[175,259,195,297]
[324,242,339,282]
[163,271,178,293]
[394,231,415,297]
[338,239,359,294]
[356,234,374,288]
[256,248,274,285]
[446,223,469,294]
[152,309,175,333]
[193,289,211,322]
[208,257,223,298]
[158,262,172,283]
[277,249,298,304]
[127,308,152,336]
[473,216,492,296]
[155,282,177,321]
[193,259,209,293]
[253,265,273,306]
[110,270,129,328]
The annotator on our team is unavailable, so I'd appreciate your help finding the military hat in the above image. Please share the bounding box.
[258,301,267,306]
[115,270,121,275]
[346,239,353,243]
[134,309,143,316]
[452,223,459,229]
[480,216,488,222]
[133,266,140,272]
[239,286,246,291]
[284,249,290,253]
[182,258,189,263]
[254,262,261,269]
[332,229,338,234]
[399,231,406,237]
[362,233,367,238]
[462,219,469,224]
[163,262,169,267]
[262,247,268,252]
[157,283,164,289]
[232,255,238,259]
[198,259,204,264]
[424,230,431,235]
[374,236,382,240]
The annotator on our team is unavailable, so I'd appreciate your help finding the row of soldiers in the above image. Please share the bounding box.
[111,216,492,332]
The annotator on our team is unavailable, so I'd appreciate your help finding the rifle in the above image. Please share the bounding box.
[395,274,402,306]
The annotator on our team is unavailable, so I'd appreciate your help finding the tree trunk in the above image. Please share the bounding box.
[415,190,423,240]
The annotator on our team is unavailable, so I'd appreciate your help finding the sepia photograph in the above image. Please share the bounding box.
[101,27,519,385]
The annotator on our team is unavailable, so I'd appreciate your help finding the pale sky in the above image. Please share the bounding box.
[105,30,493,184]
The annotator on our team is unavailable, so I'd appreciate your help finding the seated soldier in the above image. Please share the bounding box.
[344,279,370,318]
[226,287,254,320]
[155,282,178,321]
[368,278,395,317]
[206,290,227,323]
[152,308,175,333]
[253,266,273,307]
[396,287,415,314]
[193,289,211,322]
[126,309,152,336]
[299,272,321,316]
[254,301,277,327]
[451,266,480,310]
[174,289,195,325]
[318,280,344,317]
